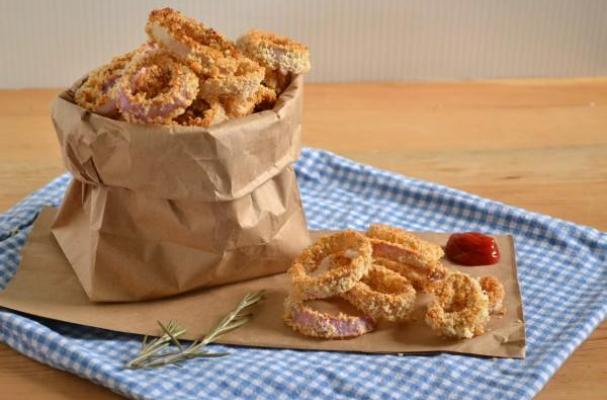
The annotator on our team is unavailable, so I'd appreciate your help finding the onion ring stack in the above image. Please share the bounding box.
[73,7,312,127]
[237,30,311,75]
[145,8,267,119]
[284,230,421,339]
[284,225,506,341]
[145,7,237,76]
[284,231,376,339]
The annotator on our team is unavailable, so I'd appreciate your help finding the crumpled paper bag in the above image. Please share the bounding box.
[50,76,311,302]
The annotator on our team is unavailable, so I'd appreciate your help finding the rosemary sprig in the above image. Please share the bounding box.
[126,290,265,369]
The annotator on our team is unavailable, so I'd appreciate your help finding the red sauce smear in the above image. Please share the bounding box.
[445,232,500,266]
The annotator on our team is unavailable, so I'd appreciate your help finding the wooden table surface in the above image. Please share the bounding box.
[0,80,605,399]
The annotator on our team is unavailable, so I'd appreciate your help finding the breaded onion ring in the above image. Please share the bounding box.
[145,7,237,77]
[367,224,444,265]
[237,29,311,74]
[115,50,199,124]
[370,237,444,274]
[74,51,136,116]
[173,97,227,127]
[369,238,448,293]
[283,296,375,339]
[373,256,448,293]
[341,264,416,322]
[288,231,372,300]
[198,56,264,101]
[222,85,277,118]
[425,272,489,339]
[479,276,505,315]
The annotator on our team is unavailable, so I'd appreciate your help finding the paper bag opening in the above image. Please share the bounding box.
[50,76,311,302]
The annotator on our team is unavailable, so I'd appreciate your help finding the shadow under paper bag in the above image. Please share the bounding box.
[50,76,311,302]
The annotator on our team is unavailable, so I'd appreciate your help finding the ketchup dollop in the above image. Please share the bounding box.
[445,232,500,266]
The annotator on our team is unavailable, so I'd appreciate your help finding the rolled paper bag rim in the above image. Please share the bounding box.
[51,75,304,202]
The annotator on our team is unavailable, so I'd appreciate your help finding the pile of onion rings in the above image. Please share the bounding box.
[284,231,385,339]
[74,7,311,127]
[284,225,506,341]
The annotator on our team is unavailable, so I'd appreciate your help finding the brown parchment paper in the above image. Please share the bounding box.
[50,76,311,302]
[0,208,526,358]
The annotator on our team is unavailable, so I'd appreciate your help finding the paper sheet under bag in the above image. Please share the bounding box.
[0,208,526,358]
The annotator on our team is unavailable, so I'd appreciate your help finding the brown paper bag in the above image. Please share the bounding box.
[50,76,311,302]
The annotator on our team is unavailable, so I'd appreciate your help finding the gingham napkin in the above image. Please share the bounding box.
[1,148,605,400]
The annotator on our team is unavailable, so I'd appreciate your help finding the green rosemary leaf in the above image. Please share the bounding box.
[158,320,183,351]
[125,290,265,369]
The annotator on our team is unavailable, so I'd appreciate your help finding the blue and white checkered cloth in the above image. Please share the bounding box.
[1,148,606,400]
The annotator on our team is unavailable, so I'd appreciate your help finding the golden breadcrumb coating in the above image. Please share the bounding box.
[341,264,416,322]
[146,8,270,117]
[262,69,291,94]
[374,256,448,293]
[221,85,277,118]
[425,272,490,339]
[363,224,449,294]
[115,50,199,124]
[197,56,264,101]
[479,276,506,315]
[288,231,372,300]
[173,97,227,127]
[146,7,264,92]
[146,7,237,60]
[237,29,311,74]
[367,224,445,266]
[283,296,376,339]
[76,8,310,125]
[75,50,136,115]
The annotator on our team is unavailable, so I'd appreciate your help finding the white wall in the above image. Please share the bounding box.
[1,0,606,88]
